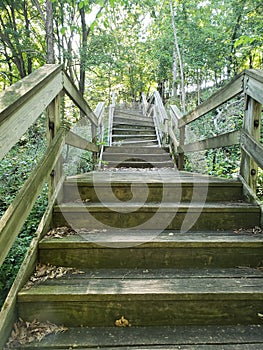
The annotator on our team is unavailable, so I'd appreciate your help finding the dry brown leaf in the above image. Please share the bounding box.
[6,319,67,347]
[233,226,263,235]
[25,264,84,289]
[115,316,130,327]
[45,226,76,239]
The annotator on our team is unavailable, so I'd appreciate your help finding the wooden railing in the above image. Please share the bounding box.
[147,91,169,146]
[168,69,263,206]
[0,64,104,347]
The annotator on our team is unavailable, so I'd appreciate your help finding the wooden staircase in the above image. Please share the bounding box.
[11,108,263,349]
[1,66,263,349]
[102,107,174,169]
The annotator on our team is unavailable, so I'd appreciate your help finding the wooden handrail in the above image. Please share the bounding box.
[0,64,103,269]
[0,127,66,267]
[178,73,244,128]
[169,68,263,204]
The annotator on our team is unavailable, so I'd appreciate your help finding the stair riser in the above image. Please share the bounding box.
[102,154,171,162]
[39,246,263,269]
[113,118,154,127]
[104,147,168,154]
[102,162,174,168]
[112,129,156,135]
[112,136,156,141]
[53,210,260,231]
[18,299,263,327]
[63,184,244,203]
[112,141,158,146]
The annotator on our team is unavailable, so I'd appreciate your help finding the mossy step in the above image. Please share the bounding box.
[8,325,263,349]
[39,231,263,269]
[63,174,243,203]
[53,202,260,231]
[18,268,263,327]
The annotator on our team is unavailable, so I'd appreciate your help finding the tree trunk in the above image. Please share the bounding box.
[169,0,186,113]
[46,0,55,64]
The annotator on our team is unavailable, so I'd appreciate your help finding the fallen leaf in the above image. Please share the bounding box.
[25,264,84,289]
[45,226,76,239]
[6,319,67,347]
[115,316,130,327]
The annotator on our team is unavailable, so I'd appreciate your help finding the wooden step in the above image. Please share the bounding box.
[63,170,244,203]
[112,134,157,141]
[39,231,263,269]
[8,325,263,349]
[102,153,172,162]
[17,268,263,327]
[53,201,260,231]
[113,118,154,127]
[104,146,165,153]
[112,128,156,135]
[102,160,174,168]
[112,139,158,146]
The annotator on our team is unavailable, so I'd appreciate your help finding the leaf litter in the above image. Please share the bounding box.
[6,318,68,347]
[45,226,77,239]
[233,226,262,235]
[25,263,84,289]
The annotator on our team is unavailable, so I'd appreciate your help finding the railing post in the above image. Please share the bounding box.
[178,125,185,170]
[46,93,63,202]
[240,94,261,193]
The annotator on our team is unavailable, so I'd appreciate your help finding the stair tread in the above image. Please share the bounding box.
[18,267,263,300]
[54,201,259,211]
[9,325,263,349]
[65,170,242,183]
[39,230,263,247]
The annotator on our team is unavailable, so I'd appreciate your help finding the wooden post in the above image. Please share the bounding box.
[91,123,97,169]
[46,93,62,202]
[240,95,261,194]
[178,124,185,170]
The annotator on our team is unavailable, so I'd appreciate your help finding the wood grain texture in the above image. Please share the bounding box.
[66,130,99,152]
[13,325,263,349]
[180,130,240,153]
[0,71,63,160]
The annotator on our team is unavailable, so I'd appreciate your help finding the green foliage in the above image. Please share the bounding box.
[0,118,48,308]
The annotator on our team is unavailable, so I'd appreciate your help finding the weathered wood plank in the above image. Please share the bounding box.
[240,97,262,193]
[18,272,263,326]
[170,104,183,123]
[63,72,98,127]
[18,297,263,326]
[245,72,263,104]
[39,234,263,268]
[168,126,179,149]
[240,131,263,170]
[0,64,61,124]
[65,130,99,152]
[245,68,263,84]
[0,71,63,161]
[0,128,65,267]
[179,74,244,127]
[0,175,64,350]
[53,201,260,231]
[180,130,240,153]
[13,325,263,349]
